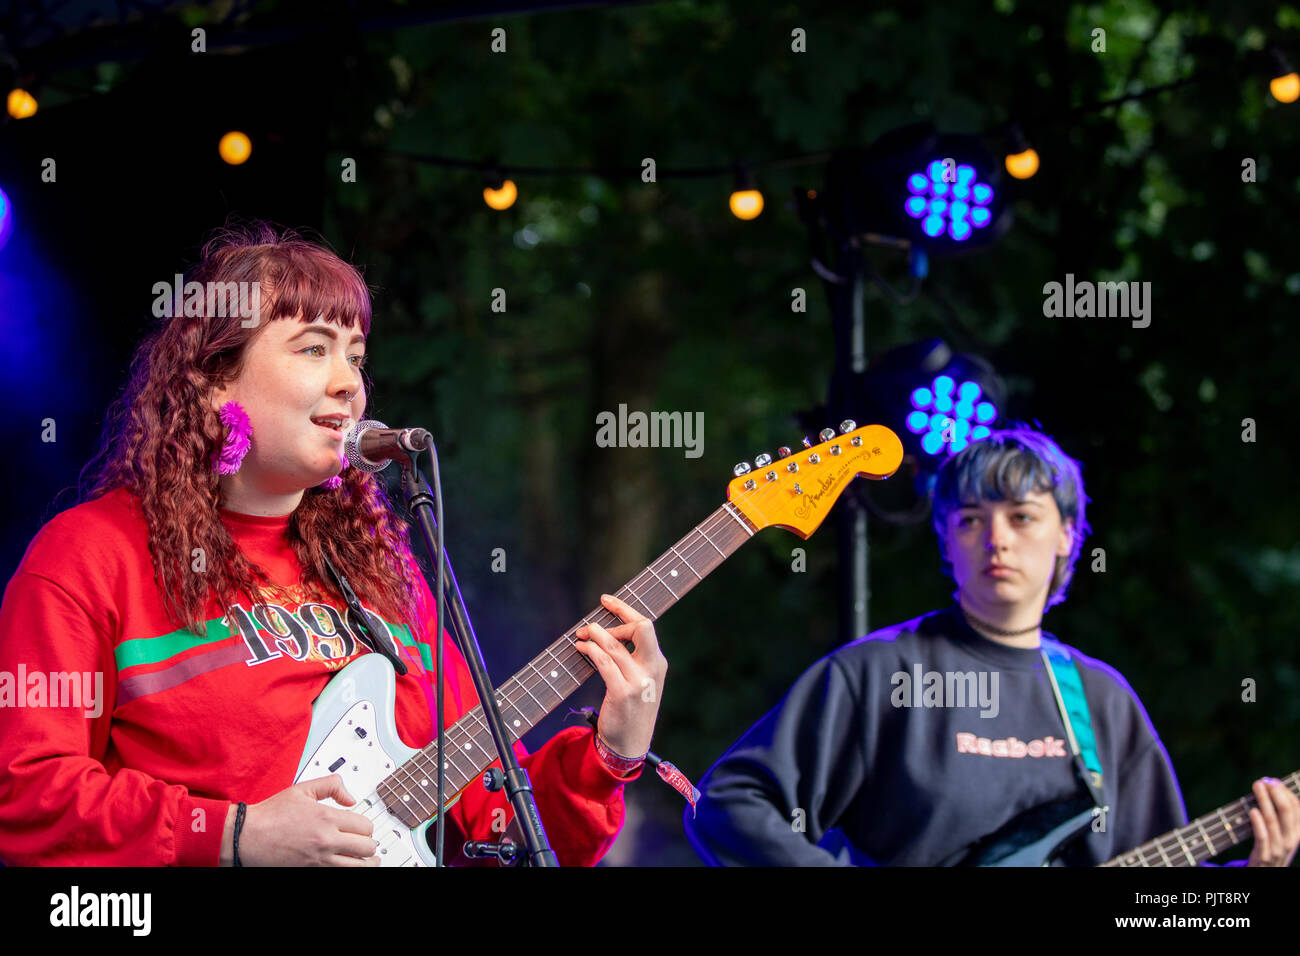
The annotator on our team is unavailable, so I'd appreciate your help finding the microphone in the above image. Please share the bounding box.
[343,419,433,472]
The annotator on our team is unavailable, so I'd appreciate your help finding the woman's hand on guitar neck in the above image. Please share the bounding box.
[575,593,668,762]
[220,775,381,866]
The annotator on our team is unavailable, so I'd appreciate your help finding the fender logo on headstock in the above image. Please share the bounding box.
[792,445,887,519]
[794,471,841,519]
[727,424,904,538]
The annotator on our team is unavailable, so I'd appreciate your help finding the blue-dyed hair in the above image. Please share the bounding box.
[930,426,1091,610]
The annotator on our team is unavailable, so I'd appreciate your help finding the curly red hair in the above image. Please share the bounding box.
[80,221,425,637]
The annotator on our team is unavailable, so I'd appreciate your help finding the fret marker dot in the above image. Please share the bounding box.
[513,719,521,728]
[670,569,678,577]
[550,670,558,678]
[463,743,472,751]
[403,794,410,801]
[421,779,428,787]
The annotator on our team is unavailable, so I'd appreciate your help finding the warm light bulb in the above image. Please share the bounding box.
[483,179,518,210]
[7,89,37,120]
[1004,148,1039,180]
[1270,72,1300,103]
[219,131,252,165]
[729,189,764,220]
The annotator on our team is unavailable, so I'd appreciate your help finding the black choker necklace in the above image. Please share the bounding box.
[961,608,1041,637]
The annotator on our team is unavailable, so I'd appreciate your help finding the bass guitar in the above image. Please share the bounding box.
[951,770,1299,866]
[293,420,904,865]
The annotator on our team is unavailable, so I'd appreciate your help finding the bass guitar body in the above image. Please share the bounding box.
[948,793,1096,866]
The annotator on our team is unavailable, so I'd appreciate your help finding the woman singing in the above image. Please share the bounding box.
[0,222,666,866]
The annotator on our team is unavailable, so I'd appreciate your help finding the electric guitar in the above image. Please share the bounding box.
[293,421,905,865]
[951,769,1300,866]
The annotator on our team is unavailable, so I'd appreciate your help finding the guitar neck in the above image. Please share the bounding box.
[1101,769,1300,866]
[377,501,757,826]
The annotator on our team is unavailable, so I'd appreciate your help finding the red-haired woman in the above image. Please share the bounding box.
[0,223,666,866]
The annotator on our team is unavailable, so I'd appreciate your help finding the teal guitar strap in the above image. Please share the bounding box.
[1040,637,1107,812]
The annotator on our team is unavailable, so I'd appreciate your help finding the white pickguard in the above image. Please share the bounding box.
[294,654,446,867]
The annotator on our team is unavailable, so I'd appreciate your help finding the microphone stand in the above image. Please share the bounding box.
[397,446,559,868]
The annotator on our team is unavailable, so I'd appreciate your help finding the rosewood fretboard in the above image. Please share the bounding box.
[1100,770,1299,866]
[377,501,757,827]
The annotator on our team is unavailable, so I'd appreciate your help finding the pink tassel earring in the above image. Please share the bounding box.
[213,401,252,475]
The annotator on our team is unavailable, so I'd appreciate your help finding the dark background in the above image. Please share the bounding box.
[1,0,1297,865]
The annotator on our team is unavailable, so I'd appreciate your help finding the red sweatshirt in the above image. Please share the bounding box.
[0,487,634,866]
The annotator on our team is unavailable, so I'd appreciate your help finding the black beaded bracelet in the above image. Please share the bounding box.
[232,801,247,867]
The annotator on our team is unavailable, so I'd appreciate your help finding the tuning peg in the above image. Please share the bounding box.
[732,461,752,476]
[801,436,812,449]
[839,419,857,434]
[777,446,792,459]
[754,453,772,467]
[819,427,835,442]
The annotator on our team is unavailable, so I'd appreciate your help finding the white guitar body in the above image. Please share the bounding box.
[294,654,446,867]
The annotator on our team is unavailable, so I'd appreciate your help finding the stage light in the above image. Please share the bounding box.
[7,88,37,119]
[821,125,1010,259]
[729,166,763,220]
[483,178,518,210]
[0,185,13,250]
[904,370,998,456]
[219,131,252,165]
[902,160,996,242]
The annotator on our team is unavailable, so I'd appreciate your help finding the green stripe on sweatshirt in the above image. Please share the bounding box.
[116,613,427,675]
[388,622,432,670]
[116,617,233,673]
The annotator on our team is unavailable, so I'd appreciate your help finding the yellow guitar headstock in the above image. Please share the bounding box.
[726,421,904,539]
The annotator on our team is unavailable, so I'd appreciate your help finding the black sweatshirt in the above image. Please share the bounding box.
[684,607,1196,866]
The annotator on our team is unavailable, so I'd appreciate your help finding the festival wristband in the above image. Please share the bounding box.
[593,731,647,777]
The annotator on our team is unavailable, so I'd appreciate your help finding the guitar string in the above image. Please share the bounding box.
[381,491,760,823]
[1122,802,1244,867]
[365,434,885,857]
[1112,771,1300,866]
[409,473,792,760]
[1117,772,1300,866]
[376,453,809,830]
[363,486,772,861]
[384,437,891,830]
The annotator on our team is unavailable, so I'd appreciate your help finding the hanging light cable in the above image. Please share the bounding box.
[1267,46,1299,103]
